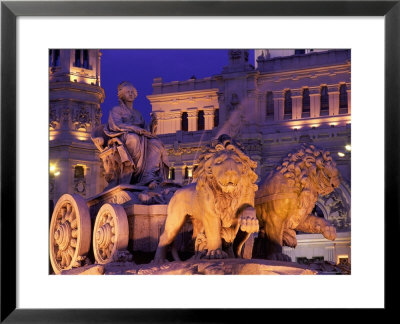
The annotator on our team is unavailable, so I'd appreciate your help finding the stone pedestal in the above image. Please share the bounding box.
[104,259,318,275]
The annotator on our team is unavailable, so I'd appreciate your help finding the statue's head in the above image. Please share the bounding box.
[118,81,138,103]
[195,134,258,194]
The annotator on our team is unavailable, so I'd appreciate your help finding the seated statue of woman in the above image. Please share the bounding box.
[96,81,169,188]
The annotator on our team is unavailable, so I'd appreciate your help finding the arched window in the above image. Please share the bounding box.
[83,50,89,69]
[75,50,82,67]
[168,167,175,180]
[214,109,219,127]
[284,90,292,119]
[339,84,348,114]
[302,88,310,118]
[197,110,205,131]
[181,112,188,131]
[266,91,274,120]
[320,86,329,116]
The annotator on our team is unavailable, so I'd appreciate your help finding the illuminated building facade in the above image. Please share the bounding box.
[49,49,106,203]
[148,49,351,265]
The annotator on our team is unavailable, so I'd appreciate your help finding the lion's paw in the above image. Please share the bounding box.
[203,249,228,260]
[322,225,337,241]
[239,207,259,233]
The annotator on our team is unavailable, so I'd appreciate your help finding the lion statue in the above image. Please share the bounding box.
[153,135,259,263]
[255,143,341,261]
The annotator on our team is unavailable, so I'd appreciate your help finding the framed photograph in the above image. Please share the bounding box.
[1,0,398,321]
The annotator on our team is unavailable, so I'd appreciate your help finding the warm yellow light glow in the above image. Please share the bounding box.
[338,152,345,157]
[311,124,320,128]
[345,144,351,151]
[292,126,301,130]
[54,171,60,176]
[336,254,349,265]
[330,122,338,127]
[50,165,56,172]
[188,168,193,178]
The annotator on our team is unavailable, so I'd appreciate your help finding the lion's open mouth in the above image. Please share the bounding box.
[219,181,237,187]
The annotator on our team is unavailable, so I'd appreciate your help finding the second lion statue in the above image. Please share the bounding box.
[255,143,341,261]
[153,135,259,263]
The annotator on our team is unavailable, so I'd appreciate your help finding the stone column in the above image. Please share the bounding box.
[162,113,172,134]
[273,91,284,121]
[171,111,182,133]
[203,108,214,130]
[291,89,302,120]
[259,92,266,121]
[309,87,320,118]
[325,245,335,263]
[347,83,351,114]
[174,165,184,184]
[328,84,340,116]
[96,51,101,86]
[187,109,198,132]
[245,90,257,123]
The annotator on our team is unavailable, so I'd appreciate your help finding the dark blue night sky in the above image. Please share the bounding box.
[100,49,255,124]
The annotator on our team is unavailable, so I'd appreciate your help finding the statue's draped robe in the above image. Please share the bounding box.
[104,101,169,185]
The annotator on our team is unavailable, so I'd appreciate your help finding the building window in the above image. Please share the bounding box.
[214,109,219,127]
[181,112,188,131]
[301,88,310,118]
[184,166,189,179]
[74,165,86,195]
[338,257,349,266]
[284,90,292,120]
[83,50,90,69]
[320,86,329,116]
[294,49,306,55]
[168,167,175,180]
[266,91,274,120]
[49,49,60,67]
[74,49,91,69]
[74,50,82,67]
[339,84,348,114]
[197,110,205,131]
[74,165,85,179]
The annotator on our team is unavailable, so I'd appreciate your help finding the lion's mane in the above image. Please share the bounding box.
[192,137,258,233]
[275,143,337,196]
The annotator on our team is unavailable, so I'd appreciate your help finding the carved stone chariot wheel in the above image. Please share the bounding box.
[49,194,91,274]
[93,204,129,264]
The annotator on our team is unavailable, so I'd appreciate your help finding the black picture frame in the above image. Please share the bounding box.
[1,0,398,322]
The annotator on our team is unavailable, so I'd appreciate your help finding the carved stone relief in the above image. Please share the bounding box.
[317,184,351,231]
[73,105,91,130]
[49,108,60,129]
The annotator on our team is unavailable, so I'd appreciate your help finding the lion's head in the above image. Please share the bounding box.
[276,143,340,196]
[194,135,258,194]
